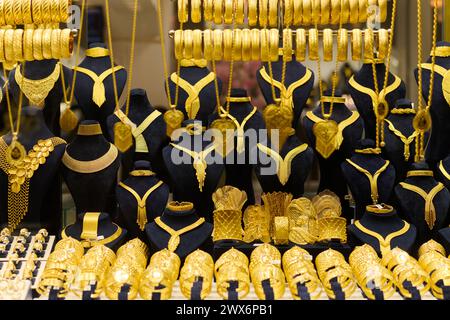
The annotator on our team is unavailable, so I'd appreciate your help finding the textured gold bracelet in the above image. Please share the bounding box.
[273,217,289,245]
[296,28,306,61]
[312,0,321,25]
[377,28,389,60]
[213,29,223,60]
[379,0,387,23]
[242,29,251,61]
[50,0,60,23]
[351,28,362,61]
[178,0,188,23]
[337,28,348,61]
[41,0,51,24]
[349,0,359,24]
[13,0,23,25]
[268,0,278,27]
[4,0,14,26]
[236,0,245,24]
[223,29,233,61]
[183,29,193,59]
[33,0,43,24]
[0,30,6,61]
[358,0,367,23]
[330,0,341,25]
[283,28,293,62]
[248,0,258,26]
[203,29,213,60]
[60,0,70,23]
[320,0,331,25]
[13,29,24,62]
[259,0,268,27]
[51,29,61,59]
[4,29,14,62]
[42,29,53,59]
[174,29,183,60]
[60,28,72,58]
[204,0,214,21]
[0,0,5,26]
[293,0,302,26]
[23,29,34,61]
[193,29,203,59]
[308,28,319,61]
[269,28,279,62]
[284,0,293,26]
[213,0,223,24]
[22,0,33,24]
[233,29,242,61]
[364,28,374,60]
[260,29,269,61]
[191,0,202,23]
[251,28,260,61]
[224,0,233,24]
[341,0,350,24]
[323,28,333,61]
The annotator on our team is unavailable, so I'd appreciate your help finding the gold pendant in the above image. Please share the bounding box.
[164,108,184,138]
[114,122,133,152]
[6,139,26,166]
[210,117,236,157]
[168,235,180,252]
[263,103,294,148]
[312,120,339,159]
[59,103,79,133]
[377,100,389,119]
[413,109,432,133]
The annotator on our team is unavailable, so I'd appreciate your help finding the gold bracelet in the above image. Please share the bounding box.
[358,0,367,23]
[183,29,193,59]
[13,0,23,25]
[269,28,279,62]
[293,0,302,26]
[203,29,213,60]
[4,29,14,62]
[296,28,306,61]
[248,0,258,26]
[213,29,223,60]
[213,0,223,24]
[223,29,233,61]
[349,0,359,24]
[242,28,251,61]
[41,0,51,23]
[260,29,269,61]
[4,0,14,26]
[51,29,61,59]
[273,217,289,245]
[204,0,214,21]
[233,29,242,61]
[379,0,387,23]
[236,0,245,25]
[323,28,333,61]
[364,28,374,60]
[193,29,203,59]
[60,0,69,23]
[22,0,33,24]
[351,28,362,61]
[51,0,61,22]
[304,0,313,25]
[251,28,260,61]
[33,0,43,24]
[308,28,319,61]
[224,0,233,24]
[268,0,278,27]
[178,0,188,23]
[174,29,183,60]
[0,0,5,26]
[13,29,23,62]
[284,0,293,26]
[0,30,6,61]
[337,28,348,62]
[283,28,293,62]
[259,0,268,27]
[60,28,72,58]
[341,0,350,24]
[320,0,331,25]
[191,0,202,23]
[42,29,53,59]
[377,28,389,60]
[330,0,341,25]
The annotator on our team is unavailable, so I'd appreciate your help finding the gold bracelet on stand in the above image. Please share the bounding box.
[236,0,245,25]
[213,29,223,61]
[352,28,362,61]
[293,0,303,26]
[260,29,269,61]
[33,0,43,24]
[224,0,233,24]
[303,0,313,25]
[308,28,319,61]
[4,0,14,26]
[183,29,193,59]
[242,29,251,61]
[41,0,52,24]
[268,0,278,27]
[60,28,72,58]
[193,29,203,59]
[377,28,389,60]
[214,0,223,24]
[0,30,6,61]
[363,28,374,60]
[251,28,260,60]
[323,28,333,61]
[269,28,279,62]
[191,0,202,23]
[259,0,269,27]
[248,0,258,26]
[174,30,183,60]
[13,29,24,62]
[341,0,350,24]
[204,0,214,21]
[0,0,5,26]
[284,0,293,26]
[4,29,14,62]
[42,29,53,59]
[233,29,242,61]
[296,28,306,61]
[283,28,293,62]
[312,0,320,25]
[51,29,62,59]
[358,0,367,23]
[23,0,33,24]
[379,0,388,22]
[338,28,348,61]
[60,0,70,23]
[330,0,341,25]
[13,0,23,25]
[51,0,60,23]
[178,0,188,23]
[223,29,233,61]
[320,0,331,25]
[349,0,359,24]
[203,29,213,60]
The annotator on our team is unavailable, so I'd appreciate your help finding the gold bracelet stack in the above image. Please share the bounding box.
[215,248,250,300]
[287,198,319,245]
[283,247,323,300]
[179,249,214,300]
[0,0,71,26]
[243,205,271,243]
[261,192,293,238]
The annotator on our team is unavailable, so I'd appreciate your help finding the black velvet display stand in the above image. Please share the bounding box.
[347,62,406,141]
[146,203,213,259]
[383,99,428,183]
[62,120,120,216]
[341,139,396,219]
[437,154,450,191]
[208,88,266,205]
[74,43,127,136]
[116,160,169,242]
[438,226,450,254]
[107,89,168,178]
[414,42,450,166]
[0,107,66,234]
[395,162,450,244]
[167,61,222,125]
[162,120,224,221]
[303,90,364,219]
[9,60,73,136]
[256,58,314,130]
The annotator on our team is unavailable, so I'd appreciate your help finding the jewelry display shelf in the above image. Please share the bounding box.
[0,280,33,300]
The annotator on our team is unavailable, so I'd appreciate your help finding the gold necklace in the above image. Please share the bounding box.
[129,170,156,177]
[384,119,419,161]
[154,216,205,252]
[62,143,119,174]
[14,62,61,108]
[61,223,123,248]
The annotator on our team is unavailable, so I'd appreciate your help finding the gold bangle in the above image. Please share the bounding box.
[203,29,213,60]
[0,30,5,61]
[42,29,53,59]
[377,28,389,60]
[4,29,14,62]
[41,0,51,23]
[330,0,341,25]
[60,28,72,58]
[4,0,14,26]
[283,28,293,62]
[379,0,387,23]
[13,0,23,25]
[174,29,183,60]
[193,29,203,59]
[295,28,306,61]
[259,0,268,27]
[268,0,279,27]
[242,29,251,61]
[273,217,289,245]
[60,0,70,23]
[13,29,23,62]
[213,0,223,24]
[51,29,61,59]
[341,0,350,24]
[51,0,60,23]
[22,0,33,24]
[224,0,233,24]
[349,0,359,24]
[320,0,331,25]
[351,28,362,61]
[260,29,269,62]
[248,0,258,26]
[191,0,202,23]
[358,0,367,23]
[269,28,279,62]
[323,28,333,61]
[33,0,43,24]
[236,0,245,25]
[293,0,302,26]
[337,28,348,62]
[308,28,319,61]
[0,0,5,26]
[183,29,193,59]
[204,0,214,21]
[304,0,313,25]
[178,0,188,23]
[251,28,260,61]
[223,29,233,61]
[232,29,242,60]
[213,29,223,60]
[284,0,293,26]
[364,28,374,60]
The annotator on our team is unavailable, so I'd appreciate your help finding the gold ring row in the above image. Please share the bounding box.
[0,0,70,26]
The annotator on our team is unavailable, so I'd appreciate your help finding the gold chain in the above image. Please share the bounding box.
[105,0,121,113]
[4,56,25,138]
[211,58,222,115]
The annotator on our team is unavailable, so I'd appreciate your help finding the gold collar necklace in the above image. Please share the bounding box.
[129,170,156,177]
[62,143,119,174]
[154,216,205,252]
[77,123,102,136]
[407,170,434,177]
[430,46,450,57]
[85,47,110,58]
[61,223,123,248]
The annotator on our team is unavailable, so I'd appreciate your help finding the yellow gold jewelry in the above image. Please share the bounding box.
[60,0,70,22]
[60,28,72,58]
[284,0,294,26]
[236,0,245,24]
[50,0,60,22]
[352,28,362,61]
[317,217,347,243]
[242,29,251,61]
[174,29,183,60]
[4,29,14,62]
[269,28,279,62]
[364,28,374,60]
[308,28,319,61]
[193,29,203,59]
[213,209,243,241]
[303,0,313,25]
[224,0,233,24]
[419,239,446,257]
[283,28,293,62]
[293,0,302,25]
[0,0,5,26]
[41,0,51,23]
[22,29,34,61]
[312,0,321,24]
[215,249,250,300]
[223,29,233,61]
[183,30,194,59]
[260,29,269,61]
[330,0,341,25]
[191,0,202,23]
[204,0,214,21]
[32,0,43,24]
[21,0,33,24]
[250,29,260,60]
[296,28,306,61]
[233,29,242,61]
[179,250,214,300]
[268,0,278,27]
[178,0,188,23]
[213,0,223,24]
[349,0,359,24]
[320,0,331,25]
[323,28,333,62]
[13,0,23,25]
[243,205,271,243]
[51,29,61,60]
[213,29,223,60]
[155,216,206,251]
[337,28,348,62]
[259,0,269,27]
[0,30,5,62]
[377,28,389,60]
[203,29,213,60]
[273,216,289,245]
[341,0,350,23]
[3,0,14,26]
[358,0,367,23]
[248,0,258,26]
[42,29,53,60]
[32,29,43,60]
[13,29,24,62]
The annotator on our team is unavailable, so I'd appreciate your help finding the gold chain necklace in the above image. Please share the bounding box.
[154,216,205,252]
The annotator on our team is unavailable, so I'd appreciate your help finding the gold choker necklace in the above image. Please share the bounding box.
[320,96,346,104]
[430,46,450,57]
[354,147,382,155]
[129,170,156,177]
[390,108,416,115]
[407,170,434,177]
[366,204,394,215]
[85,47,110,58]
[226,97,252,103]
[77,123,102,136]
[61,223,123,248]
[62,143,119,174]
[180,58,208,68]
[154,217,205,252]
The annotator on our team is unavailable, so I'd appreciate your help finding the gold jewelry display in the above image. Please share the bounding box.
[243,205,271,243]
[320,0,331,25]
[213,209,243,241]
[317,217,347,243]
[203,29,213,61]
[261,192,293,236]
[268,0,278,27]
[62,142,118,173]
[308,28,319,60]
[204,0,214,21]
[13,29,24,62]
[296,28,306,61]
[287,198,318,244]
[212,185,247,211]
[242,28,251,61]
[215,249,250,300]
[418,249,450,300]
[419,239,446,257]
[191,0,201,23]
[351,28,362,61]
[273,216,289,245]
[4,29,14,62]
[179,250,214,300]
[384,119,419,161]
[312,190,342,218]
[284,0,294,26]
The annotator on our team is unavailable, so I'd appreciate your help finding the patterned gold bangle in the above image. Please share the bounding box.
[0,0,5,26]
[213,29,223,60]
[293,0,302,26]
[251,28,260,61]
[295,28,306,61]
[13,29,24,62]
[236,0,245,25]
[22,0,33,24]
[191,0,201,23]
[233,29,242,61]
[358,0,367,23]
[223,29,233,61]
[273,217,289,245]
[0,30,6,61]
[203,29,213,60]
[42,29,52,59]
[311,0,320,25]
[204,0,214,21]
[4,29,14,62]
[60,28,72,58]
[377,28,389,60]
[351,28,362,61]
[50,0,60,23]
[349,0,359,24]
[308,28,319,61]
[259,0,268,27]
[13,0,23,25]
[364,28,374,60]
[268,0,278,27]
[284,0,293,26]
[248,0,258,26]
[192,29,203,59]
[33,0,43,24]
[241,29,251,61]
[340,0,350,23]
[330,0,341,25]
[41,0,51,23]
[269,28,279,62]
[60,0,70,23]
[213,0,223,24]
[51,28,61,59]
[283,28,293,62]
[224,0,233,24]
[323,28,333,61]
[337,28,348,62]
[183,29,193,59]
[178,0,188,23]
[4,0,14,26]
[174,29,183,60]
[379,0,387,23]
[260,29,269,61]
[23,29,34,61]
[320,0,330,25]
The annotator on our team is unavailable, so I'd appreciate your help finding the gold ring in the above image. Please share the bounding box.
[204,0,214,21]
[13,29,24,62]
[337,28,348,61]
[193,29,203,59]
[242,29,251,61]
[308,28,319,60]
[4,29,14,62]
[295,28,306,61]
[259,0,269,27]
[269,28,279,62]
[51,29,62,59]
[323,28,333,61]
[283,28,293,62]
[213,29,223,60]
[293,0,302,26]
[251,29,260,61]
[203,29,213,60]
[191,0,202,23]
[223,29,233,61]
[248,0,258,26]
[213,0,223,24]
[351,28,362,61]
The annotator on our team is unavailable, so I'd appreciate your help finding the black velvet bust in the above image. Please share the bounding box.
[414,42,450,165]
[74,42,127,136]
[348,63,406,141]
[303,90,364,218]
[162,120,224,221]
[62,212,127,251]
[395,162,450,244]
[341,139,396,219]
[0,107,66,234]
[116,161,169,242]
[437,154,450,190]
[438,226,450,254]
[146,203,214,259]
[62,120,120,216]
[348,204,417,255]
[254,133,314,198]
[106,88,168,178]
[256,58,314,129]
[167,60,222,125]
[9,60,73,136]
[208,88,266,205]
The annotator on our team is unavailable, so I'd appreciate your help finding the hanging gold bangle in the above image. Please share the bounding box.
[60,28,72,58]
[174,30,183,60]
[295,28,306,61]
[308,28,319,60]
[283,28,293,62]
[364,28,374,60]
[203,29,213,60]
[223,29,233,61]
[259,0,268,27]
[0,30,6,61]
[341,0,350,24]
[213,29,223,60]
[242,29,251,61]
[178,0,188,23]
[305,0,314,25]
[379,0,387,23]
[51,29,61,59]
[183,30,194,59]
[0,0,5,26]
[33,0,43,24]
[330,0,341,25]
[193,29,203,59]
[41,0,51,23]
[13,0,23,25]
[358,0,367,23]
[320,0,331,25]
[269,28,279,62]
[50,0,60,23]
[337,28,348,62]
[349,0,359,24]
[204,0,214,21]
[248,0,258,26]
[236,0,245,25]
[293,0,302,26]
[377,28,389,60]
[191,0,202,23]
[224,0,233,24]
[22,0,33,24]
[60,0,70,23]
[268,0,278,27]
[213,0,223,24]
[251,29,260,61]
[351,28,362,61]
[323,28,333,61]
[233,29,242,61]
[13,29,24,62]
[42,29,53,59]
[284,0,293,26]
[4,29,14,62]
[260,29,269,61]
[4,0,14,26]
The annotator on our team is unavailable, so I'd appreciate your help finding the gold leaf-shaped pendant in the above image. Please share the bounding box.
[312,120,339,159]
[114,122,133,152]
[59,104,79,133]
[263,103,294,148]
[6,140,26,166]
[210,117,236,157]
[413,110,432,133]
[164,108,184,138]
[167,235,180,252]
